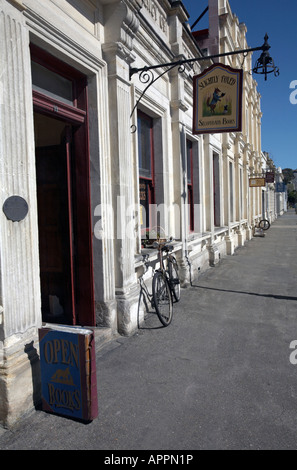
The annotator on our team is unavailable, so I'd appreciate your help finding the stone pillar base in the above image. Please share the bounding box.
[225,235,234,255]
[116,283,141,336]
[236,229,245,247]
[208,244,220,266]
[95,299,118,330]
[0,330,40,428]
[178,255,191,288]
[246,227,253,241]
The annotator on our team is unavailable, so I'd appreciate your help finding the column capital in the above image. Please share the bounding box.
[103,1,140,57]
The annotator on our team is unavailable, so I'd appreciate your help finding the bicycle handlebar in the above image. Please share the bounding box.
[152,239,174,252]
[142,254,149,263]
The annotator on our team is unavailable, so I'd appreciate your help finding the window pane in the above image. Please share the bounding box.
[187,140,192,184]
[138,115,152,178]
[31,61,73,106]
[139,178,150,231]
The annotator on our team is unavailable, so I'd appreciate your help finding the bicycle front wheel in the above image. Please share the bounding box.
[259,219,270,230]
[152,271,173,326]
[168,257,181,302]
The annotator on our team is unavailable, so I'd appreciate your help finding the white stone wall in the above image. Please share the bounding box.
[0,0,276,427]
[0,0,42,427]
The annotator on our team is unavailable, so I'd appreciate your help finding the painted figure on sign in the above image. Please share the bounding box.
[207,88,225,114]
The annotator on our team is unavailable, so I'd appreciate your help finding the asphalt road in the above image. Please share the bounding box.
[0,210,297,451]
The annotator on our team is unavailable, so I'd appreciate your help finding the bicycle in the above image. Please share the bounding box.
[258,219,270,230]
[160,243,181,303]
[138,240,180,327]
[253,218,270,237]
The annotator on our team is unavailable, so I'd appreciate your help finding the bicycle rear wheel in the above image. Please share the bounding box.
[168,257,181,302]
[152,271,173,326]
[259,219,270,230]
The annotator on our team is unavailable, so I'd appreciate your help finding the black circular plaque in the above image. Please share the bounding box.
[3,196,29,222]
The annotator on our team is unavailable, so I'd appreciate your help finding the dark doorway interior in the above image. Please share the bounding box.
[35,114,76,324]
[34,110,94,326]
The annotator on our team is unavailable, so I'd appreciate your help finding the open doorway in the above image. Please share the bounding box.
[31,45,95,326]
[35,114,76,324]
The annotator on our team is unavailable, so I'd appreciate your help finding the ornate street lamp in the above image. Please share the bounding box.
[130,34,279,82]
[252,34,280,81]
[129,34,279,128]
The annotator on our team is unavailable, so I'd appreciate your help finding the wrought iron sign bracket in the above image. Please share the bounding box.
[129,34,279,131]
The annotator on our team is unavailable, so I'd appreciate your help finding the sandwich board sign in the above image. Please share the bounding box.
[193,63,243,135]
[39,325,98,421]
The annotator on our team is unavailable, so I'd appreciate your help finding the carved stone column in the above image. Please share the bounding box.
[103,1,141,335]
[0,0,42,427]
[222,142,234,255]
[170,64,191,286]
[234,152,245,247]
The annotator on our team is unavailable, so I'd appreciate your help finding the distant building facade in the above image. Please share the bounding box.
[291,171,297,191]
[261,152,287,219]
[0,0,278,426]
[192,0,264,250]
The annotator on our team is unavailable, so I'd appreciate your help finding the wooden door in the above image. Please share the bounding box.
[36,128,76,324]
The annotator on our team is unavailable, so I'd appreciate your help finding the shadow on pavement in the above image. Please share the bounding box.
[192,284,297,302]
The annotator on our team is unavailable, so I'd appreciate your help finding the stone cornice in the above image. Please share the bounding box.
[168,0,189,22]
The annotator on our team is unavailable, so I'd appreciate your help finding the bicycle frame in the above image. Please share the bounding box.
[151,241,180,303]
[155,242,172,275]
[138,240,179,327]
[138,255,154,310]
[138,246,169,306]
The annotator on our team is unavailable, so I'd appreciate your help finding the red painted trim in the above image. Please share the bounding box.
[30,43,85,83]
[33,90,86,124]
[65,126,76,325]
[138,110,155,196]
[187,140,194,232]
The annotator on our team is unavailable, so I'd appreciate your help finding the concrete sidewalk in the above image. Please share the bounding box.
[1,211,297,450]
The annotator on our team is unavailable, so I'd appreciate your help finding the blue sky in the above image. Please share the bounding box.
[182,0,297,170]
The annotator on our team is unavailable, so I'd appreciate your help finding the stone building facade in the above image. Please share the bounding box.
[274,168,287,217]
[261,152,287,220]
[0,0,269,426]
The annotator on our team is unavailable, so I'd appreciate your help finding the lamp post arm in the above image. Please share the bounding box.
[129,34,276,131]
[129,45,265,80]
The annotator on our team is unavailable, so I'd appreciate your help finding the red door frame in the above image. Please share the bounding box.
[138,111,155,231]
[187,140,194,232]
[65,126,76,324]
[31,45,95,326]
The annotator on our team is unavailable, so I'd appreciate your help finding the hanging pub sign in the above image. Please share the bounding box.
[193,63,243,135]
[39,326,98,422]
[249,177,266,187]
[265,171,275,183]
